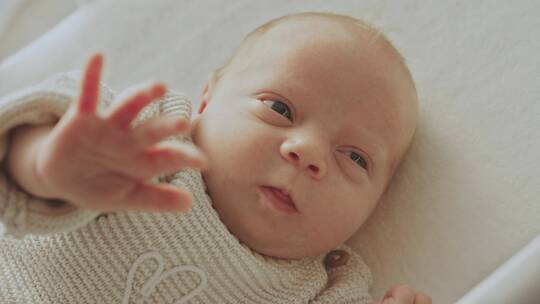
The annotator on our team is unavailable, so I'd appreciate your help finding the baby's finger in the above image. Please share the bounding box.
[78,53,103,115]
[145,142,207,170]
[107,84,166,129]
[132,116,191,148]
[383,285,415,304]
[125,142,207,180]
[124,182,192,213]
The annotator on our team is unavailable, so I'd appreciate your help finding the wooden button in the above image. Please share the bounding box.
[324,249,349,268]
[95,213,110,221]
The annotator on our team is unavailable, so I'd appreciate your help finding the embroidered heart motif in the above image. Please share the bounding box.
[122,251,208,304]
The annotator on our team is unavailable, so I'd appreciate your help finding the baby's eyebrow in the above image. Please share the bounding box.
[267,78,310,103]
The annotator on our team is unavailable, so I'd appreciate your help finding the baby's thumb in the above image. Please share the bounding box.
[383,285,415,304]
[372,299,396,304]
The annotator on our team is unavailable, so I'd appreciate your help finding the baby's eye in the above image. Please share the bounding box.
[348,151,367,169]
[262,100,293,122]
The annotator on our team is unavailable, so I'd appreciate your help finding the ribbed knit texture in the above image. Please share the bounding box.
[0,72,372,303]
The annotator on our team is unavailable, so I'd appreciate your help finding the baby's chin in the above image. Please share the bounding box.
[225,216,345,260]
[246,235,345,260]
[201,173,354,260]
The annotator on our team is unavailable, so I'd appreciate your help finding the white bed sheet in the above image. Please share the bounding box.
[0,1,539,303]
[0,0,78,61]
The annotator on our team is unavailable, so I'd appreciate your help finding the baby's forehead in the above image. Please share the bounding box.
[247,25,404,95]
[240,18,407,85]
[258,17,397,60]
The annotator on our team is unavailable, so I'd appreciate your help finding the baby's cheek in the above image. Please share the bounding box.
[302,209,352,252]
[216,124,267,171]
[311,192,367,239]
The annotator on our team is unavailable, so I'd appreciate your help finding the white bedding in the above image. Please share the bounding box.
[0,1,539,303]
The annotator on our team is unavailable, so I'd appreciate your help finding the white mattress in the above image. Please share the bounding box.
[1,1,539,303]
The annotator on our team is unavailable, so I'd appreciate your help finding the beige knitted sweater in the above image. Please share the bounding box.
[0,72,373,303]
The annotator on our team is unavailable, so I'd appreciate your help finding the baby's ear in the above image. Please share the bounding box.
[201,71,218,101]
[197,100,208,114]
[190,114,201,136]
[199,71,218,114]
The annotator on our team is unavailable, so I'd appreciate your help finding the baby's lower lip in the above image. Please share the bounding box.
[259,186,298,214]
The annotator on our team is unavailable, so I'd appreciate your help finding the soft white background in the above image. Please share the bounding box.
[0,1,539,303]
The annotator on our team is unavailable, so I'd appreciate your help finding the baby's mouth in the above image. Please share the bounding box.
[260,186,299,213]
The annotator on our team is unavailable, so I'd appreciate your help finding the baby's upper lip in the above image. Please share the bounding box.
[274,186,291,196]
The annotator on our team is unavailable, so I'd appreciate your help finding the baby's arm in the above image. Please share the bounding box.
[7,124,70,214]
[8,53,206,214]
[0,53,205,238]
[0,69,103,237]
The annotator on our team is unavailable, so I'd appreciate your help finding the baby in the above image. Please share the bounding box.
[0,12,429,304]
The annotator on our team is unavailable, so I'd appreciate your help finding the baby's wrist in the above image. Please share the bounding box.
[8,124,58,200]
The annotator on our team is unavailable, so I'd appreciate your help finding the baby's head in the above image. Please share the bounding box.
[191,12,418,259]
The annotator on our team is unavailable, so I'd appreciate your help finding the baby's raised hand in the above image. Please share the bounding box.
[35,53,207,213]
[373,285,432,304]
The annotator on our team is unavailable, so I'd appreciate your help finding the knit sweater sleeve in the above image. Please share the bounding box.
[311,245,374,304]
[0,71,192,239]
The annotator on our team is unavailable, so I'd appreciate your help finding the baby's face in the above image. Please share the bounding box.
[191,18,417,259]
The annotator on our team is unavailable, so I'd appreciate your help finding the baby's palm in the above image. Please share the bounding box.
[35,53,206,213]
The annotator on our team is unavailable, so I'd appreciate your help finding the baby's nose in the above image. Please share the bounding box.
[286,151,324,179]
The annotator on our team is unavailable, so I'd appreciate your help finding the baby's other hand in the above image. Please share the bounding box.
[373,285,432,304]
